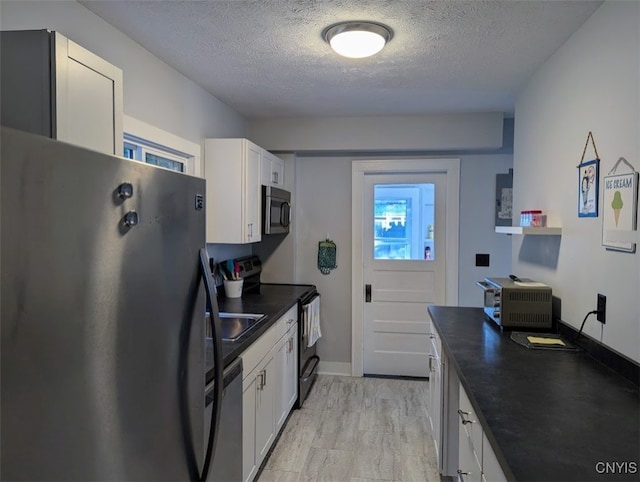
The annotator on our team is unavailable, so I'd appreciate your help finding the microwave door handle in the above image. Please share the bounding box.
[281,201,291,228]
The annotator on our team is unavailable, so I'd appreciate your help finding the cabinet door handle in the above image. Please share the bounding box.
[263,368,267,387]
[257,372,263,390]
[457,469,470,482]
[428,332,436,339]
[457,409,475,425]
[365,284,371,302]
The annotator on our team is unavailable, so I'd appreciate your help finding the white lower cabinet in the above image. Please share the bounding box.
[481,432,508,482]
[243,353,275,482]
[275,324,298,432]
[457,385,482,482]
[254,356,275,463]
[427,318,443,464]
[457,382,508,482]
[242,374,258,482]
[241,305,299,482]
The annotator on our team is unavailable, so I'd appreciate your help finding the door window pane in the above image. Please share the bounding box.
[145,152,184,173]
[123,136,191,174]
[374,183,435,260]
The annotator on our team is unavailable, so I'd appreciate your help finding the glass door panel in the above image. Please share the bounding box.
[373,183,435,260]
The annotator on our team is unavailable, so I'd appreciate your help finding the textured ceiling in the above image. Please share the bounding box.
[80,0,602,119]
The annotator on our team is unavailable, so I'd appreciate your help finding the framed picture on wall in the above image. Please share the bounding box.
[602,171,639,252]
[578,159,599,217]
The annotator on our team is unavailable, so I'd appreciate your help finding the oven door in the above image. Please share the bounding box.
[263,186,291,234]
[298,292,320,408]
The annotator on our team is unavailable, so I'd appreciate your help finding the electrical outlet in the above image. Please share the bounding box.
[597,293,606,324]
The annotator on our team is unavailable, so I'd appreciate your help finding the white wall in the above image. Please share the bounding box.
[0,0,248,166]
[249,113,503,152]
[513,1,639,362]
[294,152,512,366]
[294,155,354,367]
[459,155,514,306]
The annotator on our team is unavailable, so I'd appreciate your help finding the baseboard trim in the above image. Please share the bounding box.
[318,361,351,376]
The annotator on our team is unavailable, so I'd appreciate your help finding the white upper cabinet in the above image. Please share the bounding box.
[204,138,262,244]
[0,30,123,156]
[261,150,285,188]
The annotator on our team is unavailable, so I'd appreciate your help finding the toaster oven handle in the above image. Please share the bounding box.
[476,280,495,292]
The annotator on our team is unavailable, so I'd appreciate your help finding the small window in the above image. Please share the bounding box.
[123,136,190,174]
[123,117,200,177]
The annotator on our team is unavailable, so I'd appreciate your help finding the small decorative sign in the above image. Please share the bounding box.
[577,132,600,217]
[602,164,638,252]
[578,159,599,217]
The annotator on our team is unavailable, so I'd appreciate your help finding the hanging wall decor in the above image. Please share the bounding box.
[602,157,638,253]
[577,132,600,217]
[317,237,337,274]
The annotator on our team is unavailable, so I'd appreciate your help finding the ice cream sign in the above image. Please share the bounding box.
[602,170,639,252]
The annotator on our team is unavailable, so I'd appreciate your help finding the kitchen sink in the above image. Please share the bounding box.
[217,312,266,341]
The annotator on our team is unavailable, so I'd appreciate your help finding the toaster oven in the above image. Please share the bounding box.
[476,277,552,329]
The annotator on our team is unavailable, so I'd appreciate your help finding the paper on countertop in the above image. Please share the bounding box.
[527,336,566,346]
[515,281,548,287]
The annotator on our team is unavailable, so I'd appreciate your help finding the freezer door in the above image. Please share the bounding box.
[1,127,206,480]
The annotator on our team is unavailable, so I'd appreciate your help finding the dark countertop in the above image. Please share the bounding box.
[428,306,640,482]
[206,283,315,384]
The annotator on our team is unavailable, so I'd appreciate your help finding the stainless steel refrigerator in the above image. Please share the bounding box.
[1,127,224,481]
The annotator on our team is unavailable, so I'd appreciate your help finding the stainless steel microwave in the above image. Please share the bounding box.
[477,277,552,329]
[262,185,291,234]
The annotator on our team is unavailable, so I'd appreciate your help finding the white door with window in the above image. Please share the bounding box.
[352,159,459,377]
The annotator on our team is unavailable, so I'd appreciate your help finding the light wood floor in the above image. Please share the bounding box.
[258,375,441,482]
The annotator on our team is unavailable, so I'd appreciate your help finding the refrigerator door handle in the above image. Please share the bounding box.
[198,248,224,482]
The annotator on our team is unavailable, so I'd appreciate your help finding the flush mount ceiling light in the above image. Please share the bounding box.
[323,21,393,59]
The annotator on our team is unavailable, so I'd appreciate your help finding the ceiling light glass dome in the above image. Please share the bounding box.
[323,21,393,59]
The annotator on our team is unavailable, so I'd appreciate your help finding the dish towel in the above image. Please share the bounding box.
[304,295,322,347]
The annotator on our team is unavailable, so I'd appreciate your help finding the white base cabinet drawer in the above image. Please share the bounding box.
[241,323,276,379]
[457,382,508,482]
[275,305,297,341]
[458,384,483,457]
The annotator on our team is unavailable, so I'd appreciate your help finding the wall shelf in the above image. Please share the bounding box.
[495,226,562,235]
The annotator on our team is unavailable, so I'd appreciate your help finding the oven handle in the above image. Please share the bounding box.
[300,292,320,339]
[301,355,320,382]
